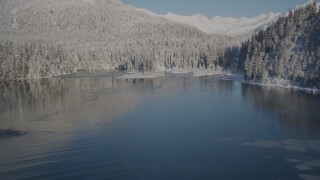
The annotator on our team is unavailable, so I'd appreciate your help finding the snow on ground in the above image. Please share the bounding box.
[117,69,231,79]
[165,69,193,74]
[243,78,320,94]
[192,69,223,77]
[117,70,318,94]
[118,69,245,81]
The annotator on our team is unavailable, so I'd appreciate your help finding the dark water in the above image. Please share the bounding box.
[1,73,320,180]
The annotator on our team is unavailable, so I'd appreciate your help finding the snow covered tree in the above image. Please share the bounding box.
[0,0,237,80]
[241,1,320,89]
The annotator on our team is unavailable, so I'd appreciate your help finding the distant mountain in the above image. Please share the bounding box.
[0,0,236,80]
[163,12,281,38]
[136,8,281,38]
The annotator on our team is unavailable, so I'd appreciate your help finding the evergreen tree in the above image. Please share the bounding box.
[241,2,320,89]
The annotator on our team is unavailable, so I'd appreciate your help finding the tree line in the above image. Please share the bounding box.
[0,0,237,80]
[226,2,320,89]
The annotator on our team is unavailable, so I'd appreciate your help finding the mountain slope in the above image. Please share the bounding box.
[241,2,320,89]
[135,7,281,38]
[0,0,236,80]
[160,12,281,38]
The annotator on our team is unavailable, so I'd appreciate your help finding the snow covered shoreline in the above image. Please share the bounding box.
[117,69,232,79]
[192,69,226,77]
[73,70,319,94]
[243,80,320,94]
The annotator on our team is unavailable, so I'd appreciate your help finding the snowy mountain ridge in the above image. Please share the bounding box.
[134,1,320,38]
[134,7,281,38]
[162,12,281,38]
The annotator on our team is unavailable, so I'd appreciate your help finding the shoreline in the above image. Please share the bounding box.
[242,81,320,94]
[117,69,231,79]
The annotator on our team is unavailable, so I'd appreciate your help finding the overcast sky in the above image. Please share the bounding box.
[121,0,316,18]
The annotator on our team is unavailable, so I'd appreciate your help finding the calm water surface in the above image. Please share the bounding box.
[0,73,320,180]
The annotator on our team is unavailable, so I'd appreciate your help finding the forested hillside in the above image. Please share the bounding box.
[0,0,236,80]
[240,2,320,89]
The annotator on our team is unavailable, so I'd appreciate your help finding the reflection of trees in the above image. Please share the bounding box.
[168,75,235,95]
[242,84,320,133]
[0,75,241,174]
[0,75,236,131]
[117,78,161,89]
[0,76,166,169]
[0,76,161,130]
[0,77,113,113]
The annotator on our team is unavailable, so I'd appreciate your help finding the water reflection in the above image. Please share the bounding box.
[1,74,320,179]
[0,129,29,138]
[0,75,163,177]
[2,75,319,135]
[0,75,240,134]
[242,84,320,133]
[0,76,162,132]
[165,75,235,95]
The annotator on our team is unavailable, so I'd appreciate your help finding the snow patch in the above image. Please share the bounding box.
[165,69,192,74]
[192,69,225,77]
[243,78,320,94]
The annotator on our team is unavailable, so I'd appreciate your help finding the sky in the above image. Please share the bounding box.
[121,0,317,18]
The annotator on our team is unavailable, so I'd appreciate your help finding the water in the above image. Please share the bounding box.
[0,73,320,180]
